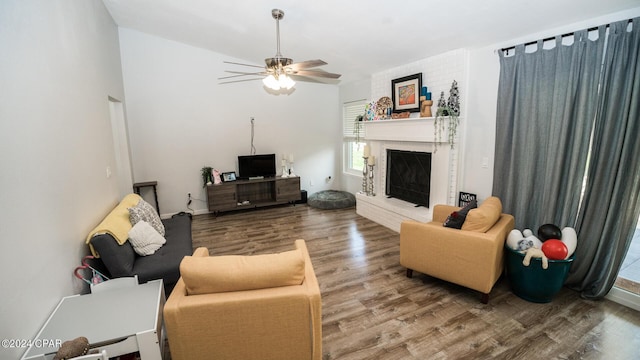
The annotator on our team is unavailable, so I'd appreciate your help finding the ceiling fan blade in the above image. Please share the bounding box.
[219,78,264,85]
[290,69,341,79]
[289,75,341,85]
[286,59,328,70]
[224,70,268,75]
[218,71,266,80]
[223,61,265,69]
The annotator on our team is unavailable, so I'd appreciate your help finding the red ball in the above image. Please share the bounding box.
[542,239,568,260]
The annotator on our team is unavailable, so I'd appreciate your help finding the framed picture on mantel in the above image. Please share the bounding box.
[391,73,422,113]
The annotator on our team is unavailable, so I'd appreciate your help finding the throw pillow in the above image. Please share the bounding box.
[128,221,166,256]
[461,196,503,232]
[129,199,165,236]
[443,199,477,229]
[180,248,306,295]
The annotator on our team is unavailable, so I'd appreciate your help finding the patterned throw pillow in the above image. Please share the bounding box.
[443,199,477,229]
[129,199,165,236]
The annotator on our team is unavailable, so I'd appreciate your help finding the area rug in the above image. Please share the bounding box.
[307,190,356,210]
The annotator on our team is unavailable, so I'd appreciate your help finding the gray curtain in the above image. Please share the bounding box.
[495,17,640,299]
[494,28,606,230]
[566,18,640,298]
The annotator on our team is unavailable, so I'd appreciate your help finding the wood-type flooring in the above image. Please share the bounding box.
[175,204,640,359]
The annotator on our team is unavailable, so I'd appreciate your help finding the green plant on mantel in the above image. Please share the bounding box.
[434,80,460,151]
[201,166,213,187]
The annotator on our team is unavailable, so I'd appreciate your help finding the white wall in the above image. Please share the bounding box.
[0,1,125,358]
[118,28,341,216]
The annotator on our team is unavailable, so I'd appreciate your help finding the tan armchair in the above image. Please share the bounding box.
[164,240,322,360]
[400,197,514,303]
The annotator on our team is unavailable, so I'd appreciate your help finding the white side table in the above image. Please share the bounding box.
[21,280,165,360]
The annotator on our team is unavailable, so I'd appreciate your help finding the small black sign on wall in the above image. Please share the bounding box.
[458,192,477,207]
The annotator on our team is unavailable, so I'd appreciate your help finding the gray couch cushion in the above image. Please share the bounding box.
[133,214,193,286]
[90,234,136,278]
[90,213,193,292]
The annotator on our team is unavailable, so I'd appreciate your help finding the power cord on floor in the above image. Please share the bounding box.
[187,193,194,214]
[186,193,206,215]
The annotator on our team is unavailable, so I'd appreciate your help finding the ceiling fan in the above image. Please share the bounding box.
[219,9,341,90]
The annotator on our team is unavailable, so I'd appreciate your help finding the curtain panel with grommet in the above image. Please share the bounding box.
[493,17,640,299]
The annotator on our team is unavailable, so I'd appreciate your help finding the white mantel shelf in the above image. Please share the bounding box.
[363,117,458,143]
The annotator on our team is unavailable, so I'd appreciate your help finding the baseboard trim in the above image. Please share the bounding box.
[160,209,209,219]
[606,286,640,312]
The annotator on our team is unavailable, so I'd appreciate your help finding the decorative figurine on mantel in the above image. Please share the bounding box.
[391,111,410,119]
[420,86,433,117]
[437,91,448,116]
[447,80,461,116]
[434,80,461,151]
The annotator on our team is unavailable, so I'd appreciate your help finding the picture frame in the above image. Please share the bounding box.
[458,191,477,207]
[391,73,422,113]
[221,171,237,182]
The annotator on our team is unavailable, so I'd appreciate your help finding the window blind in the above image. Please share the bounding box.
[343,101,366,139]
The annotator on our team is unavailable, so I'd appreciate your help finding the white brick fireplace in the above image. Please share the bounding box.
[356,49,468,232]
[356,117,460,232]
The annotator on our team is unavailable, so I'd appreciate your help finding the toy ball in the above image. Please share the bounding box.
[538,224,562,241]
[561,227,577,259]
[542,239,568,260]
[506,229,524,250]
[523,229,534,237]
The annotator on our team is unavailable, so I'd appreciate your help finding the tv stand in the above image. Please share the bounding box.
[206,176,301,214]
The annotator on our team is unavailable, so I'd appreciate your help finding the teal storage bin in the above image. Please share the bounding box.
[505,246,574,303]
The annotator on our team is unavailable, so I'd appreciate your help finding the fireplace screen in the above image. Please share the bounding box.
[385,149,431,207]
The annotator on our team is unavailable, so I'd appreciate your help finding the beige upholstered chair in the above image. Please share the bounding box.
[400,197,514,303]
[164,239,322,360]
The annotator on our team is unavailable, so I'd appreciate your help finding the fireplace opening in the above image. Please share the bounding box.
[385,149,431,207]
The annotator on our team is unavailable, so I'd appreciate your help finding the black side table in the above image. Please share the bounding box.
[133,181,160,214]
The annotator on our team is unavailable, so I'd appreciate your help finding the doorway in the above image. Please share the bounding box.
[108,97,134,198]
[609,215,640,311]
[615,219,640,295]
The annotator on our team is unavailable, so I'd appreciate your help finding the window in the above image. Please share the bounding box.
[343,101,367,175]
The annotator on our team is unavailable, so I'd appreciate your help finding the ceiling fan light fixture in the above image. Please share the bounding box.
[262,74,295,90]
[279,74,295,90]
[262,74,279,89]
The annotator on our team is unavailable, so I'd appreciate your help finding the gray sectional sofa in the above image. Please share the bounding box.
[90,213,192,294]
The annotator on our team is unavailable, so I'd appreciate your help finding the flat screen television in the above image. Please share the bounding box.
[238,154,277,179]
[385,149,431,207]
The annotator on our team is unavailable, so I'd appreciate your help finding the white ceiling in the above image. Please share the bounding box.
[102,0,639,83]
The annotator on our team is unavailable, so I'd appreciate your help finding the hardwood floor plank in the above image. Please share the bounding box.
[178,205,640,360]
